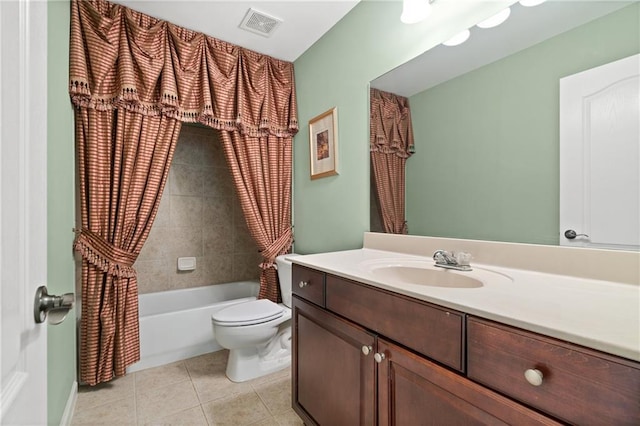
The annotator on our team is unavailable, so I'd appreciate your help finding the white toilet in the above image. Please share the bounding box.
[211,254,298,382]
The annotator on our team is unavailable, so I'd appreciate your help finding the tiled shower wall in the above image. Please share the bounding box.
[134,125,261,294]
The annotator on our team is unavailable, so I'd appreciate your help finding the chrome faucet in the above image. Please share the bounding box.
[433,250,472,271]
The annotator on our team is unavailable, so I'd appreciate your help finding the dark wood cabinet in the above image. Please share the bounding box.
[467,317,640,425]
[326,274,465,372]
[377,338,558,426]
[292,264,638,425]
[292,295,376,425]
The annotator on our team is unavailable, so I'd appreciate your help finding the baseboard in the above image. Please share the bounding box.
[59,381,77,426]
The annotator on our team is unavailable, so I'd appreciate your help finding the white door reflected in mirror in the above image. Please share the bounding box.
[560,53,640,251]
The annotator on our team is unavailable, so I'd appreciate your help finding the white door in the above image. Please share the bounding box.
[560,54,640,250]
[1,0,48,424]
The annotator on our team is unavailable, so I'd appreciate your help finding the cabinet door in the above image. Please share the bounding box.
[377,338,560,426]
[292,295,376,425]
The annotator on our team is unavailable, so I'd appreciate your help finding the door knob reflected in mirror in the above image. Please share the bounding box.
[34,285,74,325]
[564,229,589,240]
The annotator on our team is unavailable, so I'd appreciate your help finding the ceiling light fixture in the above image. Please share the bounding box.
[401,0,432,24]
[477,7,511,29]
[442,29,470,47]
[519,0,546,7]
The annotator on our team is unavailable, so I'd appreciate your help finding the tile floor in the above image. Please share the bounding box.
[71,350,303,425]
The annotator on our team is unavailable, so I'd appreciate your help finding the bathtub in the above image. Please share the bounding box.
[127,281,259,373]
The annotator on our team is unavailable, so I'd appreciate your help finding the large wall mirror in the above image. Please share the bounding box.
[370,1,639,249]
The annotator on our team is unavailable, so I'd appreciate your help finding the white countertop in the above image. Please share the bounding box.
[290,248,640,362]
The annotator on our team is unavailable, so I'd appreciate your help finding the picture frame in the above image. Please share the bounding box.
[309,107,338,180]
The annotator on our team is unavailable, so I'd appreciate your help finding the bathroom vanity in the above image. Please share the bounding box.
[290,233,640,425]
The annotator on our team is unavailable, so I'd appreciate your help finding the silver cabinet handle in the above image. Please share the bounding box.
[524,368,544,386]
[374,352,386,363]
[362,345,372,356]
[298,281,309,288]
[34,285,74,325]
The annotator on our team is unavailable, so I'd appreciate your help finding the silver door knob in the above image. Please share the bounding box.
[34,285,74,325]
[298,281,309,288]
[361,345,372,356]
[374,352,386,363]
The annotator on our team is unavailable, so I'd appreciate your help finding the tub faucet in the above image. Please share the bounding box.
[433,250,472,271]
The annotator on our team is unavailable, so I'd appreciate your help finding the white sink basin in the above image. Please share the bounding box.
[372,266,483,288]
[359,259,513,289]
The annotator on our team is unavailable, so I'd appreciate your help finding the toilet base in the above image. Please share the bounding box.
[225,326,292,382]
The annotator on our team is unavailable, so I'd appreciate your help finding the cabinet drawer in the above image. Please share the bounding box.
[326,274,465,372]
[377,338,559,426]
[467,317,640,425]
[292,264,325,307]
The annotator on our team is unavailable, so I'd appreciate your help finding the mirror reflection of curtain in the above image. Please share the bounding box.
[370,88,415,234]
[69,0,297,385]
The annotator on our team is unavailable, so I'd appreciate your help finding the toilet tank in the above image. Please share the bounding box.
[276,253,299,308]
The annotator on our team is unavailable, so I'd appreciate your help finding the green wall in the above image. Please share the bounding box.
[48,0,77,424]
[292,0,513,253]
[407,4,640,245]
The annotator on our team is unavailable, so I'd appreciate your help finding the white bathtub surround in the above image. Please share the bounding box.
[127,281,259,373]
[292,233,640,362]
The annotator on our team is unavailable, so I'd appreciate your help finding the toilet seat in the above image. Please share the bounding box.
[212,299,284,326]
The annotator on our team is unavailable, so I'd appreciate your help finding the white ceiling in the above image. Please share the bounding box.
[114,0,361,61]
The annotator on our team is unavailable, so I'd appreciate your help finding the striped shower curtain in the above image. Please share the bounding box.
[370,88,415,234]
[69,0,297,385]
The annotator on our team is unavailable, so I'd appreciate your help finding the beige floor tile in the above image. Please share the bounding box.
[186,351,254,404]
[72,351,296,426]
[137,379,200,424]
[254,377,292,416]
[273,409,304,426]
[249,416,280,426]
[75,374,135,411]
[185,351,228,377]
[202,391,272,426]
[71,396,136,426]
[248,366,291,387]
[136,361,190,391]
[191,369,254,405]
[144,405,208,426]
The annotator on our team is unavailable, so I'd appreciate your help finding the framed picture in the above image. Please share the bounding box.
[309,107,338,180]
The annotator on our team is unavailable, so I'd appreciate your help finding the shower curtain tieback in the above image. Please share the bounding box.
[259,228,294,269]
[70,0,298,385]
[74,229,137,278]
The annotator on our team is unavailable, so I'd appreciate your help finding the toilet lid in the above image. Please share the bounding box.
[212,299,284,326]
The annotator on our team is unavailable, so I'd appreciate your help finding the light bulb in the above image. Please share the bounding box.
[443,29,470,47]
[477,7,511,29]
[401,0,432,24]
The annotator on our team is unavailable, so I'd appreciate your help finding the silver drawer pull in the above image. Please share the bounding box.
[524,368,544,386]
[298,281,309,288]
[374,353,386,363]
[362,345,372,356]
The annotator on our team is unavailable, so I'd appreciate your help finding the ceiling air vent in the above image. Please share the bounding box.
[239,8,282,37]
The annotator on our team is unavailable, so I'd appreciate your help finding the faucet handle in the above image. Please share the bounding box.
[455,252,472,266]
[433,250,450,263]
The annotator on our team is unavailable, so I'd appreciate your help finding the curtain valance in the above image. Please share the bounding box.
[370,88,414,158]
[69,0,298,137]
